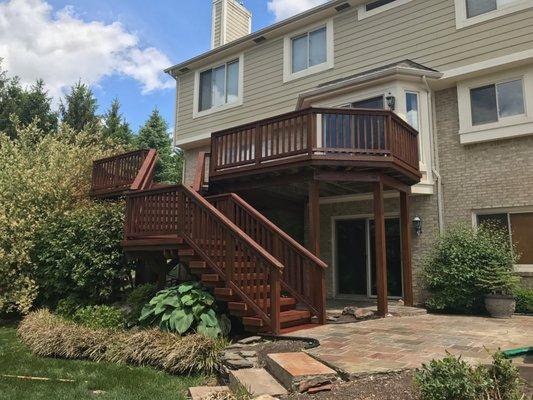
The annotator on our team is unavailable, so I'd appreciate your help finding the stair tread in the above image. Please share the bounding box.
[243,309,311,327]
[228,297,296,310]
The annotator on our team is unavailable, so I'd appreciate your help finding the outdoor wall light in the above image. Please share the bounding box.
[386,93,396,111]
[413,216,422,236]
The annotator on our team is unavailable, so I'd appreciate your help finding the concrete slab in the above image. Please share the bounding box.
[266,352,337,391]
[229,368,288,397]
[189,386,230,400]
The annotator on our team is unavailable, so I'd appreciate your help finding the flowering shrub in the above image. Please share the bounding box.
[0,123,123,314]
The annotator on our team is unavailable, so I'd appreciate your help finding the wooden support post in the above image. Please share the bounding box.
[373,180,388,317]
[308,179,326,324]
[270,267,281,334]
[400,191,414,307]
[308,180,320,256]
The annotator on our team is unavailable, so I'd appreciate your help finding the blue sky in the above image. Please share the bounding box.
[0,0,324,133]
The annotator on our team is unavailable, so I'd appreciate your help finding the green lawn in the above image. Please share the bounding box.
[0,324,209,400]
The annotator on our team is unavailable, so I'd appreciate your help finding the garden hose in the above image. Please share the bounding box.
[502,347,533,358]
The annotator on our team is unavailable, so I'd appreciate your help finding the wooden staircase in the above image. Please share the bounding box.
[90,149,327,334]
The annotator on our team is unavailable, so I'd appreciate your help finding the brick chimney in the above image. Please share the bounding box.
[211,0,252,49]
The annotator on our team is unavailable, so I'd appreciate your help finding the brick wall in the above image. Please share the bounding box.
[435,87,533,288]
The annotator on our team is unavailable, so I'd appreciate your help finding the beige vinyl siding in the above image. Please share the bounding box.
[226,1,250,43]
[177,0,533,145]
[213,1,223,48]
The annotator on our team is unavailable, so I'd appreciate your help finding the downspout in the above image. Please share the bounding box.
[423,75,444,234]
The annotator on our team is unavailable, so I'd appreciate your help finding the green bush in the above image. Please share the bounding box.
[514,287,533,314]
[125,284,158,327]
[33,202,130,306]
[18,309,225,374]
[139,282,230,338]
[0,124,124,314]
[414,352,524,400]
[424,224,518,313]
[71,305,125,330]
[55,296,86,319]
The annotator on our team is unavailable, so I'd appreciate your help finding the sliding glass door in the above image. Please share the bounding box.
[335,217,403,298]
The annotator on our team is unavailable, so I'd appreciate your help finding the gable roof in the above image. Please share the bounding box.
[317,60,440,88]
[296,59,443,109]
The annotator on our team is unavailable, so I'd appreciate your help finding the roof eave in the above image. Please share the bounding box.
[296,66,443,109]
[164,0,355,77]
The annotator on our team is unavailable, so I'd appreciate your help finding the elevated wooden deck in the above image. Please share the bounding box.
[208,108,421,190]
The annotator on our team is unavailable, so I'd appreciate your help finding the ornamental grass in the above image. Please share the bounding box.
[18,309,225,374]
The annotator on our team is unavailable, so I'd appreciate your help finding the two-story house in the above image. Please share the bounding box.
[167,0,533,300]
[92,0,533,334]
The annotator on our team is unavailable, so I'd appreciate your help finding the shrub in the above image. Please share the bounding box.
[71,305,125,330]
[32,201,130,306]
[0,123,124,314]
[139,282,230,338]
[424,224,518,313]
[18,309,225,374]
[55,295,86,319]
[125,284,158,327]
[514,287,533,314]
[414,352,524,400]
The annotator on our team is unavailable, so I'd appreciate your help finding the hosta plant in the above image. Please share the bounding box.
[139,282,230,338]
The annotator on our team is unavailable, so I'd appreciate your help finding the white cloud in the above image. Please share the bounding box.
[267,0,329,22]
[0,0,174,102]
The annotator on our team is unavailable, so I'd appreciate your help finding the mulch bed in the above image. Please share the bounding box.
[283,371,419,400]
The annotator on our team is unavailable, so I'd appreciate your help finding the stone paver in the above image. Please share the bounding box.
[229,368,288,396]
[295,314,533,378]
[266,352,337,391]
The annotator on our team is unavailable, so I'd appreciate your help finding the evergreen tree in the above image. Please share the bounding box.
[60,81,99,132]
[21,79,58,133]
[102,99,133,146]
[136,109,182,183]
[0,63,57,139]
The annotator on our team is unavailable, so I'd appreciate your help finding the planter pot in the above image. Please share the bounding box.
[485,294,516,319]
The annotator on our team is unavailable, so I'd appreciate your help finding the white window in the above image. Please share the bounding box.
[455,0,533,28]
[283,19,333,82]
[194,54,243,118]
[470,79,525,126]
[476,210,533,271]
[456,66,533,144]
[405,91,420,131]
[358,0,413,20]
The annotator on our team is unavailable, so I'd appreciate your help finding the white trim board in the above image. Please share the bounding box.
[454,0,533,29]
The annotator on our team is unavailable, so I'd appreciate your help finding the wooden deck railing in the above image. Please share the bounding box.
[91,149,157,197]
[208,193,327,323]
[210,108,419,177]
[124,184,285,333]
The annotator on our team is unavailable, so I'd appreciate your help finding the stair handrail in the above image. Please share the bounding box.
[124,184,285,332]
[191,151,210,192]
[207,192,327,323]
[130,148,157,191]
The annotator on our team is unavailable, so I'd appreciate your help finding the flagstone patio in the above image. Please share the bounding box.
[296,314,533,378]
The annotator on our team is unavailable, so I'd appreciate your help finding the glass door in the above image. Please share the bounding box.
[335,217,403,298]
[369,218,403,298]
[336,219,368,296]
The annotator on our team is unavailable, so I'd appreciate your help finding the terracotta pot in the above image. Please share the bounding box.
[485,294,516,319]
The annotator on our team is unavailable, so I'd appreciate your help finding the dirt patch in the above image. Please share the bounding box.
[282,371,419,400]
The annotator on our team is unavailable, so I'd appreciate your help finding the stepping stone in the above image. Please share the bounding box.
[265,352,337,392]
[189,386,230,400]
[229,368,288,397]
